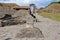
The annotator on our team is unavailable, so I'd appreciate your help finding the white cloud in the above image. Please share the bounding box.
[0,0,51,5]
[0,0,55,8]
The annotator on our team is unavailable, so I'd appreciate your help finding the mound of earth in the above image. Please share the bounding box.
[16,27,44,38]
[39,2,60,13]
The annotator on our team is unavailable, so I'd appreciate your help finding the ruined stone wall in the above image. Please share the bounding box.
[15,9,30,20]
[13,9,33,24]
[0,7,16,18]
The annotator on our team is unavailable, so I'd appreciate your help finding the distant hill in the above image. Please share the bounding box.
[0,3,18,7]
[38,2,60,13]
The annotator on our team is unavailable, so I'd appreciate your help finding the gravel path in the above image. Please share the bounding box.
[34,14,60,40]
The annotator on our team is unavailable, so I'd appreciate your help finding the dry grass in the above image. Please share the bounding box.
[39,12,60,21]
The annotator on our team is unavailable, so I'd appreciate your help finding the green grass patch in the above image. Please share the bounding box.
[48,2,60,6]
[39,12,60,21]
[50,2,59,4]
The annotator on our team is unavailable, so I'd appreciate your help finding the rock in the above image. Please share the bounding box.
[5,38,12,40]
[16,27,44,38]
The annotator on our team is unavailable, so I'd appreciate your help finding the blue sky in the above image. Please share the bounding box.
[0,0,58,9]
